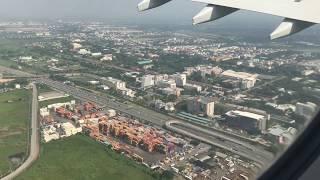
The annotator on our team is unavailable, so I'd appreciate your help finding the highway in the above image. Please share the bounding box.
[34,78,171,126]
[165,121,273,166]
[0,65,34,77]
[34,78,274,165]
[2,83,40,180]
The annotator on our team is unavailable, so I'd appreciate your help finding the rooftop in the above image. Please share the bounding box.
[222,70,257,80]
[226,110,265,120]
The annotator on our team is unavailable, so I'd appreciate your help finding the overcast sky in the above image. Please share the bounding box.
[0,0,281,25]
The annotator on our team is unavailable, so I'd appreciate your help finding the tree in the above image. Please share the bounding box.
[160,170,175,180]
[166,94,177,102]
[189,72,203,82]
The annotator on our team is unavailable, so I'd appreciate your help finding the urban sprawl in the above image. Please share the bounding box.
[0,21,319,180]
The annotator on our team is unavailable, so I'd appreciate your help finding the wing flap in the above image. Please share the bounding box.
[193,0,320,23]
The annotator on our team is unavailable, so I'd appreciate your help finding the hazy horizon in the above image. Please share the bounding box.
[1,0,320,38]
[0,0,281,24]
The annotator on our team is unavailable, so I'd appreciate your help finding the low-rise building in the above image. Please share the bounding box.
[98,85,110,90]
[78,49,91,55]
[72,43,82,50]
[119,88,136,98]
[158,79,176,89]
[101,77,135,97]
[161,87,182,97]
[154,74,169,85]
[107,109,117,117]
[154,100,175,112]
[88,80,100,85]
[60,122,82,137]
[15,84,21,89]
[102,77,126,90]
[184,83,202,92]
[101,54,113,61]
[19,56,33,62]
[91,52,102,57]
[42,125,59,143]
[40,107,50,118]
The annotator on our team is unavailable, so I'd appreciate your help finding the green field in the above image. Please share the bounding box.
[0,90,31,176]
[39,96,75,108]
[37,85,75,108]
[18,135,171,180]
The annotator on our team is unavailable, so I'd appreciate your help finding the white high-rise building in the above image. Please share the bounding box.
[172,73,187,87]
[187,97,215,117]
[141,75,155,89]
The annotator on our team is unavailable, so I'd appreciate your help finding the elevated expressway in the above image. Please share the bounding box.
[166,120,274,166]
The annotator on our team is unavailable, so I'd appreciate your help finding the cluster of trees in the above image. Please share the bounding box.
[153,54,209,74]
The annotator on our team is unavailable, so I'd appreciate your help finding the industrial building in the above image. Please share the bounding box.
[187,96,215,118]
[98,118,169,153]
[222,110,268,134]
[221,70,258,89]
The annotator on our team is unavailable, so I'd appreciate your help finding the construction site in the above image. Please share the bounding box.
[39,100,182,165]
[39,100,257,180]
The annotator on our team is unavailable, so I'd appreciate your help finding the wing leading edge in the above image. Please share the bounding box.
[137,0,319,39]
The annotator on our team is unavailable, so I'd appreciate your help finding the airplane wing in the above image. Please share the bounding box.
[137,0,320,39]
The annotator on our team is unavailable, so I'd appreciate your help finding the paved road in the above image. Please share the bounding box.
[166,120,274,166]
[2,83,39,180]
[0,65,34,77]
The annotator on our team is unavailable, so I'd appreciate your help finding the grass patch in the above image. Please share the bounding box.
[0,89,31,176]
[18,135,168,180]
[39,96,75,108]
[0,59,18,67]
[37,84,53,94]
[37,85,75,108]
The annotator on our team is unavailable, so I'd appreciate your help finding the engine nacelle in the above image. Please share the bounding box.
[138,0,172,11]
[193,4,238,25]
[270,18,315,40]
